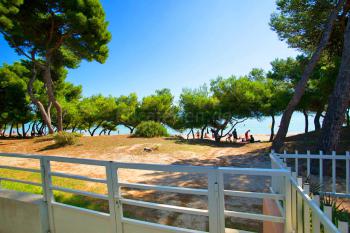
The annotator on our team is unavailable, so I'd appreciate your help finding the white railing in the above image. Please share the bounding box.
[271,152,347,233]
[0,152,290,233]
[274,150,350,198]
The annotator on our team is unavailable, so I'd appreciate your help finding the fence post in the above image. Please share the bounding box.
[291,172,297,231]
[295,150,299,177]
[324,206,333,233]
[106,162,123,233]
[307,150,311,177]
[208,169,225,233]
[297,177,303,233]
[332,151,336,193]
[312,195,321,233]
[338,221,348,233]
[303,184,311,233]
[319,151,323,192]
[284,169,293,233]
[40,158,56,233]
[346,151,349,194]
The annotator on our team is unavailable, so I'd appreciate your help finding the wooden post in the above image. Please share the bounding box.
[346,151,349,194]
[295,150,299,177]
[338,221,348,233]
[332,151,336,193]
[324,206,333,233]
[284,169,293,233]
[291,172,297,231]
[312,195,321,233]
[208,169,225,233]
[304,184,311,233]
[40,158,56,233]
[319,151,323,192]
[297,177,303,233]
[106,162,123,233]
[307,150,311,177]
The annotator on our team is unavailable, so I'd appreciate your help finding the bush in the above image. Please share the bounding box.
[53,132,82,146]
[134,121,169,138]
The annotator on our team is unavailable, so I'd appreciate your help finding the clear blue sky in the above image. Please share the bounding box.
[1,0,309,134]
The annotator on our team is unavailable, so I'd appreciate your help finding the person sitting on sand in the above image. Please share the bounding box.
[226,133,232,142]
[196,130,200,139]
[245,130,250,141]
[249,135,261,143]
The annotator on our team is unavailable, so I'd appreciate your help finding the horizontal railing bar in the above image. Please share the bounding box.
[219,167,289,176]
[0,177,42,186]
[224,210,285,223]
[114,162,214,173]
[50,172,107,184]
[0,165,41,173]
[319,192,350,198]
[120,198,209,216]
[224,190,284,200]
[276,154,348,160]
[119,182,208,196]
[50,186,108,200]
[0,153,42,160]
[122,217,206,233]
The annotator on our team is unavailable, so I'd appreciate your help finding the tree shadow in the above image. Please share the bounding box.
[165,137,252,148]
[117,149,272,232]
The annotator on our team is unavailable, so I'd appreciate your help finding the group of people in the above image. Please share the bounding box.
[193,128,260,143]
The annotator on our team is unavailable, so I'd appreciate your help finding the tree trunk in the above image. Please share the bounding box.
[90,122,103,136]
[303,110,309,133]
[272,0,346,151]
[16,124,22,137]
[99,129,105,136]
[9,124,13,137]
[200,125,207,139]
[269,114,275,142]
[108,129,112,135]
[22,123,26,138]
[320,19,350,153]
[42,59,63,132]
[314,110,322,131]
[28,64,54,134]
[2,124,6,137]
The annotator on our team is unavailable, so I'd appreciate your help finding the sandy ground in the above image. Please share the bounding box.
[0,135,275,232]
[2,135,345,232]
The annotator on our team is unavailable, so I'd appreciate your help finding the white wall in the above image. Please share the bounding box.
[0,190,49,233]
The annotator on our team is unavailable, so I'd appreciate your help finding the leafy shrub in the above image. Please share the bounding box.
[53,132,82,146]
[134,121,168,138]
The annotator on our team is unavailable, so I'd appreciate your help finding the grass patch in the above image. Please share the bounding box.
[0,169,108,212]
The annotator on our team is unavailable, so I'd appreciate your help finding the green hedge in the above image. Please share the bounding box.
[54,132,82,146]
[134,121,168,137]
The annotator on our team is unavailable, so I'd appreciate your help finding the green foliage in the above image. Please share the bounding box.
[115,93,140,133]
[0,62,33,127]
[179,85,218,130]
[79,95,117,136]
[134,121,169,138]
[138,89,178,126]
[270,0,345,55]
[0,0,111,66]
[53,131,82,146]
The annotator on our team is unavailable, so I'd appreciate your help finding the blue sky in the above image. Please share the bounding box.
[1,0,309,134]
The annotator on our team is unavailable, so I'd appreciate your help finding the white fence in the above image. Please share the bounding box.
[271,152,348,233]
[0,152,347,233]
[274,150,350,198]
